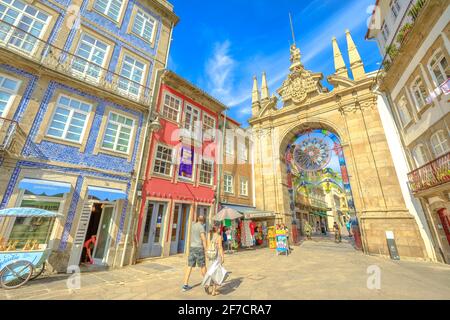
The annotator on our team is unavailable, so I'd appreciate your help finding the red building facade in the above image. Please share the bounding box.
[136,71,226,259]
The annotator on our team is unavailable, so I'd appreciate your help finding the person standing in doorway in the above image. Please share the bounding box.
[83,235,96,264]
[182,215,207,292]
[316,221,320,234]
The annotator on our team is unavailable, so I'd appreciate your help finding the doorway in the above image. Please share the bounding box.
[80,203,115,265]
[170,203,191,255]
[140,201,167,258]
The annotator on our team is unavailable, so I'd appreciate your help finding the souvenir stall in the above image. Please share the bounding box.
[219,204,275,250]
[240,211,275,248]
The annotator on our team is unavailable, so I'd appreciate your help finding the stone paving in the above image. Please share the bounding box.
[1,234,450,300]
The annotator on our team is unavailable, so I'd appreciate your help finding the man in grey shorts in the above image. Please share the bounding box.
[182,215,207,291]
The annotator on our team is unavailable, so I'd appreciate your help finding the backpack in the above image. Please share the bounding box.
[206,234,218,261]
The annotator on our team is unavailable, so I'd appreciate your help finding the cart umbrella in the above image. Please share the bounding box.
[0,207,63,218]
[214,207,242,221]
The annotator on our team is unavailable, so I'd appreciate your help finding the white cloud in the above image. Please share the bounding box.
[205,41,236,103]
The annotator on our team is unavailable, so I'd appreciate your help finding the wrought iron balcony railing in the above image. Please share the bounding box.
[0,117,20,152]
[296,193,329,210]
[408,151,450,193]
[0,21,151,105]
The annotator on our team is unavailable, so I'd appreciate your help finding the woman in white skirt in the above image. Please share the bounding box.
[203,225,225,296]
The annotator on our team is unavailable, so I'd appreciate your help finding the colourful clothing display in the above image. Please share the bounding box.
[241,220,253,247]
[249,221,256,236]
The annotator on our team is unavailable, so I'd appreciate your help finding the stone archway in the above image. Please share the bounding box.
[249,40,428,260]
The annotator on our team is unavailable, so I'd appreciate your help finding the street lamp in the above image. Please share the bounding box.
[149,115,161,133]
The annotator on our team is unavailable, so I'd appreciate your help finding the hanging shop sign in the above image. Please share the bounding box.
[243,211,275,219]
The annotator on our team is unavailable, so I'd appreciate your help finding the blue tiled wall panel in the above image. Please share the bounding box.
[22,81,144,174]
[0,64,38,122]
[62,0,161,71]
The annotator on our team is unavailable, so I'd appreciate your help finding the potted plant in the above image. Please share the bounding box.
[383,59,392,71]
[396,22,413,44]
[385,44,399,60]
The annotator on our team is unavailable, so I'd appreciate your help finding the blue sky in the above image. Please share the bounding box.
[168,0,381,125]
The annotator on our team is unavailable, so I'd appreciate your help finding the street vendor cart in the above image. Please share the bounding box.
[0,207,61,289]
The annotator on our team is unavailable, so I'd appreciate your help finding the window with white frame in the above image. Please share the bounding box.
[429,50,449,86]
[202,113,216,140]
[412,144,430,167]
[199,158,214,185]
[410,77,428,109]
[391,0,401,19]
[47,95,92,143]
[183,104,200,136]
[153,144,174,176]
[101,112,134,154]
[224,174,233,193]
[239,177,248,196]
[72,34,109,82]
[225,133,234,154]
[132,8,156,43]
[0,0,50,53]
[118,55,145,97]
[93,0,124,21]
[0,74,20,117]
[397,97,411,127]
[238,141,248,162]
[161,93,181,122]
[381,22,390,42]
[430,130,449,157]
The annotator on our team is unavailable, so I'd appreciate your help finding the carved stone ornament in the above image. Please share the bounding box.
[278,68,318,105]
[255,128,272,138]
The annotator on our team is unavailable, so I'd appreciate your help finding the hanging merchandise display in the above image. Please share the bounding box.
[268,226,276,249]
[255,222,263,245]
[240,220,253,247]
[249,220,256,245]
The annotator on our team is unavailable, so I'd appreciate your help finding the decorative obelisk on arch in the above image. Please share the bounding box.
[248,29,429,260]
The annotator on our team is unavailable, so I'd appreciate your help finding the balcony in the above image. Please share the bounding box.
[296,193,329,210]
[0,21,151,106]
[0,117,25,155]
[408,152,450,194]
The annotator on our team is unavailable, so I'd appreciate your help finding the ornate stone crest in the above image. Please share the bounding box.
[278,69,318,104]
[276,44,321,105]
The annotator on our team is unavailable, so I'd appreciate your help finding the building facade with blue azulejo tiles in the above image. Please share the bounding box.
[0,0,178,272]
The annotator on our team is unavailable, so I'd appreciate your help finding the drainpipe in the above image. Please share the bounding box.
[214,110,228,227]
[118,21,174,268]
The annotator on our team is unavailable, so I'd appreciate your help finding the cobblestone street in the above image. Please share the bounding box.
[1,235,449,300]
